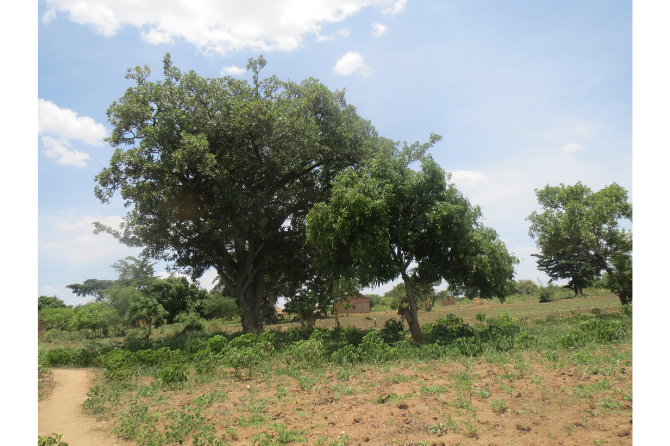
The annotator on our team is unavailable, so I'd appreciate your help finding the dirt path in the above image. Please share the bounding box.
[38,368,133,446]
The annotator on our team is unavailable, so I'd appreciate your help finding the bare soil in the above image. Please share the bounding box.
[194,357,632,445]
[38,368,133,446]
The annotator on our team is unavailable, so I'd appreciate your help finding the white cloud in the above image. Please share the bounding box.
[337,28,351,38]
[511,246,537,261]
[316,34,334,42]
[42,136,90,167]
[561,142,586,153]
[221,65,246,76]
[447,170,491,188]
[334,51,372,77]
[38,99,107,167]
[38,99,107,145]
[372,23,388,37]
[382,0,407,15]
[41,285,59,295]
[43,0,404,56]
[73,235,100,245]
[42,214,134,265]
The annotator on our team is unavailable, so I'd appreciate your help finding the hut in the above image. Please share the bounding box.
[334,296,371,315]
[440,295,456,306]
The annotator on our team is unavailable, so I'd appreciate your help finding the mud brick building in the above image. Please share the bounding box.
[334,296,371,315]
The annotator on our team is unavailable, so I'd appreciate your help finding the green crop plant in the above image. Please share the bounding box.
[428,422,448,435]
[38,433,69,446]
[490,399,508,414]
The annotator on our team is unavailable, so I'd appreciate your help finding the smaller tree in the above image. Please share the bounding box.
[125,294,168,337]
[146,276,209,323]
[513,279,539,295]
[527,182,632,305]
[203,293,240,320]
[38,296,68,312]
[66,279,115,300]
[74,302,119,337]
[39,308,76,332]
[111,256,157,288]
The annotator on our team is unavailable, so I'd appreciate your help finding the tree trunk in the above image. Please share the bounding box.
[239,270,265,333]
[400,273,424,343]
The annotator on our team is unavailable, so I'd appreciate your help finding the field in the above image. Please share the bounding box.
[39,293,632,446]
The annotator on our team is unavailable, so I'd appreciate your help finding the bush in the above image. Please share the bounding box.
[175,311,206,333]
[381,318,405,344]
[203,294,240,320]
[73,340,116,367]
[123,335,154,352]
[538,286,555,303]
[43,348,75,366]
[424,314,474,345]
[95,350,138,381]
[39,308,76,332]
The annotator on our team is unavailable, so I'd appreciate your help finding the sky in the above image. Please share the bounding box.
[35,0,633,305]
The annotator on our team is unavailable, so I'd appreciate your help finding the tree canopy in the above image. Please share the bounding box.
[306,149,518,342]
[527,182,632,305]
[94,54,382,333]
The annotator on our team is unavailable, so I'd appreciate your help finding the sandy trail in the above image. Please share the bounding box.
[38,368,133,446]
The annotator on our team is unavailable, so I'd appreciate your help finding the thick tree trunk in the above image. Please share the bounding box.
[400,273,424,343]
[239,270,265,334]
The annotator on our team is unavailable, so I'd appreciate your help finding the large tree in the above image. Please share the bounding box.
[527,182,632,305]
[94,54,378,333]
[306,148,518,342]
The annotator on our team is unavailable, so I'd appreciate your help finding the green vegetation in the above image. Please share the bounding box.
[527,182,632,305]
[37,300,631,445]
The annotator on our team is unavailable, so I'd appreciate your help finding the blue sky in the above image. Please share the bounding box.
[36,0,633,304]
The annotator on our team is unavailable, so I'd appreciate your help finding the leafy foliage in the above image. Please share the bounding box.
[527,182,632,305]
[307,151,517,342]
[94,54,378,333]
[38,296,68,311]
[124,294,168,337]
[202,293,240,320]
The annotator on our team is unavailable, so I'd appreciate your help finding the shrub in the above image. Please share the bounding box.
[175,311,206,333]
[538,286,555,303]
[203,294,240,320]
[39,308,76,332]
[122,335,153,352]
[43,348,75,366]
[38,296,68,312]
[95,350,138,381]
[381,318,405,344]
[73,340,116,367]
[424,314,474,345]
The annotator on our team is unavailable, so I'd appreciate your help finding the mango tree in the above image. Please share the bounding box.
[307,147,517,342]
